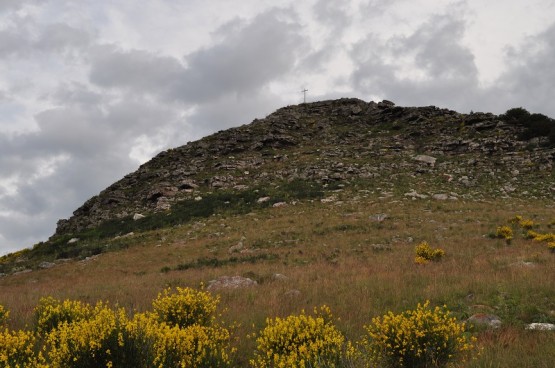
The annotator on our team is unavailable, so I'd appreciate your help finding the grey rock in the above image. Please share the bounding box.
[207,276,258,291]
[526,323,555,331]
[39,261,56,269]
[467,314,502,328]
[133,213,145,220]
[413,154,437,166]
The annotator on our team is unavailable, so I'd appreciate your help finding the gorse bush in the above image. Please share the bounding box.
[414,242,445,264]
[495,225,513,241]
[34,296,94,334]
[360,301,476,368]
[0,304,8,326]
[0,328,46,368]
[152,286,219,328]
[250,306,348,368]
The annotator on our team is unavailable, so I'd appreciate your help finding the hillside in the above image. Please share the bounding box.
[1,98,555,367]
[3,98,555,271]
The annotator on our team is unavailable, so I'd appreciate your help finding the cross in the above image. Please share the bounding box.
[301,88,308,103]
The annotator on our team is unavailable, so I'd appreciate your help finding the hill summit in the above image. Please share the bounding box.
[3,98,555,268]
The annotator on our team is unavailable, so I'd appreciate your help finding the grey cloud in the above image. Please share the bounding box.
[36,23,92,52]
[492,22,555,115]
[89,45,184,93]
[89,9,307,104]
[351,12,480,110]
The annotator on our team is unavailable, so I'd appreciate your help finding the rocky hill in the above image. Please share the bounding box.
[2,98,554,270]
[55,98,554,235]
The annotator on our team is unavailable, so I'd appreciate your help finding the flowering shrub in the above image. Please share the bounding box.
[361,301,475,368]
[495,226,513,241]
[250,306,348,368]
[527,230,555,243]
[0,328,46,367]
[0,304,8,326]
[414,242,445,264]
[34,296,94,334]
[152,287,218,328]
[44,303,128,368]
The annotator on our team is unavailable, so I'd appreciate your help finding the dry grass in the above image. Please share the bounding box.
[1,194,554,366]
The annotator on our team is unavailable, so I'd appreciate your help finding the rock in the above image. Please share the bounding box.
[257,196,271,203]
[413,154,437,166]
[207,276,258,291]
[272,273,288,281]
[369,213,388,222]
[467,313,502,328]
[194,196,202,201]
[432,193,449,200]
[38,261,56,269]
[272,202,287,208]
[67,238,79,244]
[284,289,301,297]
[228,237,246,254]
[133,213,145,220]
[526,323,555,331]
[404,190,429,199]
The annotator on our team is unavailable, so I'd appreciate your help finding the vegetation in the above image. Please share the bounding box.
[501,107,555,145]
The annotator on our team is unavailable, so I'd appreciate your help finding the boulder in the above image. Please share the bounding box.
[207,276,257,291]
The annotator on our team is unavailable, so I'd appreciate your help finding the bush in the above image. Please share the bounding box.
[44,304,128,368]
[250,306,348,368]
[495,226,513,241]
[361,301,475,368]
[414,242,445,264]
[0,328,45,367]
[501,107,555,144]
[0,304,9,326]
[152,287,219,328]
[34,297,94,334]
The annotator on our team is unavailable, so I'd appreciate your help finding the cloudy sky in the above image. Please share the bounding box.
[1,0,554,255]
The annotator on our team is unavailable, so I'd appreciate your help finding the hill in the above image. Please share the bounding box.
[1,98,554,367]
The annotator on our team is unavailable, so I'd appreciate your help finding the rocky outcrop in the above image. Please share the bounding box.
[53,98,555,237]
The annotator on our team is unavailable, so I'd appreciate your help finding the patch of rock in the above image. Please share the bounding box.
[206,276,258,291]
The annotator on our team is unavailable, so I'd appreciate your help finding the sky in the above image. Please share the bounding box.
[1,0,555,255]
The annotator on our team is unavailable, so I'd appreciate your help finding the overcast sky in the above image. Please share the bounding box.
[1,0,554,255]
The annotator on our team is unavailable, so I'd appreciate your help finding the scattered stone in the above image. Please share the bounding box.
[272,202,287,208]
[526,323,555,331]
[467,313,502,328]
[404,190,429,199]
[194,196,202,201]
[510,260,536,268]
[321,196,338,203]
[38,261,56,269]
[369,213,388,222]
[228,237,246,254]
[272,273,288,281]
[67,238,79,244]
[207,276,258,291]
[257,196,271,203]
[432,193,449,200]
[133,213,145,221]
[13,269,33,275]
[284,289,301,297]
[413,154,437,166]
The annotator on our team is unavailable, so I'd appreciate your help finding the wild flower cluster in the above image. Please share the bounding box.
[495,225,513,241]
[0,304,8,325]
[360,301,476,368]
[152,286,219,328]
[0,328,47,368]
[0,287,234,367]
[414,241,445,264]
[250,306,350,368]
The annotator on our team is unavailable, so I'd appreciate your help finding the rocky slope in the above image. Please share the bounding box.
[53,98,554,238]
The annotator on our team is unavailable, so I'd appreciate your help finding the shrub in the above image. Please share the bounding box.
[414,242,445,264]
[360,301,476,368]
[495,226,513,241]
[0,329,46,367]
[44,303,128,368]
[250,306,348,368]
[152,287,219,328]
[0,304,9,326]
[34,296,94,334]
[151,323,233,367]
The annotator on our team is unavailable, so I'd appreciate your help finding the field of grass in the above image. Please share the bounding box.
[1,193,554,367]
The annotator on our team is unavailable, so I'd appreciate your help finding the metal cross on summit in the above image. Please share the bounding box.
[301,88,308,103]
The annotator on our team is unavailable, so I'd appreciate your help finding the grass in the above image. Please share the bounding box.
[1,193,554,366]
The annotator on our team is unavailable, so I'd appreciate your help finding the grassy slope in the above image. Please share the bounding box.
[1,192,554,367]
